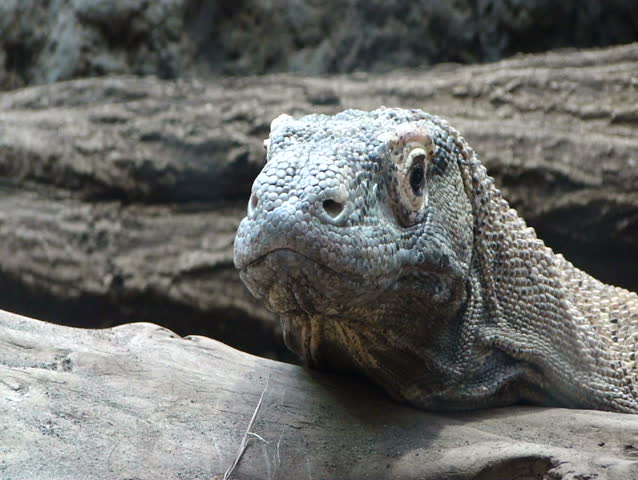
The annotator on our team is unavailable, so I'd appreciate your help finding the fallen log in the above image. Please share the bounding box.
[2,309,637,480]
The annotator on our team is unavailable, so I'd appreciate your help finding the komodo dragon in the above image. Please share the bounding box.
[234,108,638,413]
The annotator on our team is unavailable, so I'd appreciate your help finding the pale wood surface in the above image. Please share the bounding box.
[1,309,637,479]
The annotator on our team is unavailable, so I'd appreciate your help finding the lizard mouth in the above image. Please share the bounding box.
[239,248,369,367]
[239,248,366,314]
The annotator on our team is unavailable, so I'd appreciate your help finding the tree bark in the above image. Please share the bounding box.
[2,309,637,480]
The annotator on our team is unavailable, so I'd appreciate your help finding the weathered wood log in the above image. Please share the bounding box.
[2,309,638,480]
[0,44,637,355]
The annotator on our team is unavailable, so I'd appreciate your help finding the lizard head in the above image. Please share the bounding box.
[234,108,474,388]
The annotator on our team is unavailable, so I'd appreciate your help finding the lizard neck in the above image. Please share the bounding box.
[457,143,638,412]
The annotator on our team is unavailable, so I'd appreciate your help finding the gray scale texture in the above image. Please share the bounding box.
[234,108,638,413]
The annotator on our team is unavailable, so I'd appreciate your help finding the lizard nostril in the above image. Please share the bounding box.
[322,199,344,218]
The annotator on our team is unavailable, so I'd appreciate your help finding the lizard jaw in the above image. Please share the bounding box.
[240,248,371,370]
[239,248,374,315]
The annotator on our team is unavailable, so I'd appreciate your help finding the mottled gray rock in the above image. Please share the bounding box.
[205,0,638,75]
[2,309,638,480]
[0,44,636,359]
[0,0,183,90]
[1,0,637,90]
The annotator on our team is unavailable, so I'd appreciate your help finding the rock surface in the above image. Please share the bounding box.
[2,308,638,480]
[1,44,637,359]
[1,0,637,90]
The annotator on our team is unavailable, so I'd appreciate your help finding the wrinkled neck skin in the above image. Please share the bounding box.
[282,264,470,402]
[457,146,638,413]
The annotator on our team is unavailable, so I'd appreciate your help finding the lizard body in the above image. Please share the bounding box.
[234,108,638,413]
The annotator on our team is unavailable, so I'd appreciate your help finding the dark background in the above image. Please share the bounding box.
[2,0,638,88]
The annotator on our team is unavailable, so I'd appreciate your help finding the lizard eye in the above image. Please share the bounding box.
[392,146,430,226]
[409,156,426,196]
[402,147,428,207]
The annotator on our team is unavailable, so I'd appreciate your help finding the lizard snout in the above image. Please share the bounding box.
[234,163,355,271]
[246,164,351,228]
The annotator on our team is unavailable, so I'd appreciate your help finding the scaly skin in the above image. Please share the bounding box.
[234,108,638,413]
